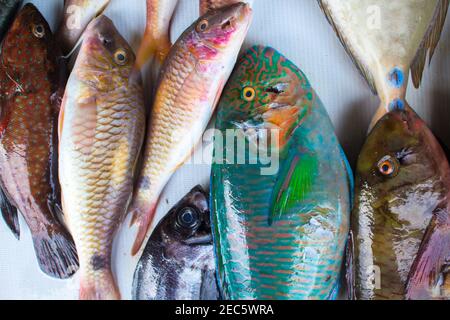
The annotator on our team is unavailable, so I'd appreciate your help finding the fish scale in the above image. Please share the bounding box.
[212,46,351,300]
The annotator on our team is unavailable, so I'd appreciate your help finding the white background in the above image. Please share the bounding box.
[0,0,449,300]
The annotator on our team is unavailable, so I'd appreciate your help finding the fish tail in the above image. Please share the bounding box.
[80,270,121,300]
[134,40,157,72]
[130,200,158,256]
[32,224,79,279]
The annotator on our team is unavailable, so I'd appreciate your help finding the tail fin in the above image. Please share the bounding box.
[80,270,121,300]
[130,200,158,256]
[32,225,79,279]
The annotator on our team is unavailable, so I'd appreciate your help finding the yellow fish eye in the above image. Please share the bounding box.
[114,49,128,65]
[32,24,45,38]
[242,86,256,102]
[196,19,209,32]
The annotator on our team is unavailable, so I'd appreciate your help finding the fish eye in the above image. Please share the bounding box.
[32,24,45,38]
[377,156,399,177]
[196,19,209,32]
[177,207,200,229]
[242,86,256,102]
[114,49,128,65]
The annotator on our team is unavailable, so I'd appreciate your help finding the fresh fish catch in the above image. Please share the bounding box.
[319,0,449,128]
[129,2,253,256]
[211,46,352,300]
[0,3,78,279]
[132,186,218,300]
[59,15,146,300]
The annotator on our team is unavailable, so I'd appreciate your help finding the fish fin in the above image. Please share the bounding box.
[340,146,354,205]
[269,152,318,224]
[406,207,450,300]
[135,0,178,72]
[411,0,449,88]
[318,0,377,95]
[200,268,220,300]
[345,231,356,300]
[32,224,79,279]
[130,199,159,256]
[80,269,121,300]
[0,186,20,239]
[58,93,67,140]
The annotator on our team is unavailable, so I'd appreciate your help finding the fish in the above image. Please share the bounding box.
[0,0,21,41]
[129,3,253,255]
[134,0,179,74]
[211,46,353,300]
[132,186,218,300]
[58,15,146,300]
[0,3,79,279]
[319,0,449,129]
[56,0,111,55]
[352,107,450,300]
[200,0,254,15]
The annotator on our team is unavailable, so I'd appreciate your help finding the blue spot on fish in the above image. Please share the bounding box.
[388,67,404,88]
[389,99,405,111]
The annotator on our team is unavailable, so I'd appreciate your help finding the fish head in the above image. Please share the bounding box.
[356,108,445,228]
[218,46,313,153]
[2,3,53,67]
[156,186,212,249]
[185,2,252,60]
[76,15,136,90]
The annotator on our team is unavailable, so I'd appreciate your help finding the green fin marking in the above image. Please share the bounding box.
[269,153,318,224]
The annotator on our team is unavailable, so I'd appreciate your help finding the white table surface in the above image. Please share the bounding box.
[1,0,449,300]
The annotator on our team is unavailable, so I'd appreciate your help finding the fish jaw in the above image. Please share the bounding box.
[57,0,111,54]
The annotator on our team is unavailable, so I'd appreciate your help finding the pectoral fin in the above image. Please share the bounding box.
[411,0,449,88]
[269,152,317,224]
[0,186,19,239]
[406,207,450,300]
[345,231,356,300]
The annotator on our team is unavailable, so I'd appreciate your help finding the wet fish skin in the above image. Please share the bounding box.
[200,0,254,15]
[211,46,352,300]
[132,186,218,300]
[353,107,450,300]
[135,0,179,73]
[59,15,146,300]
[319,0,449,129]
[0,3,78,279]
[57,0,111,55]
[129,3,253,256]
[0,0,21,41]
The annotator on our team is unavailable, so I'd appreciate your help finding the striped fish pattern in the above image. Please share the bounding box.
[211,46,352,300]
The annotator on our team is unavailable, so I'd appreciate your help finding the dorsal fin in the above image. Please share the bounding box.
[411,0,449,88]
[318,0,377,95]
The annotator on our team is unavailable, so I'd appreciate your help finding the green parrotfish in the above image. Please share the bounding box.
[211,46,353,300]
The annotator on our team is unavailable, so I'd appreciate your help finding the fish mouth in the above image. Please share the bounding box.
[182,234,213,246]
